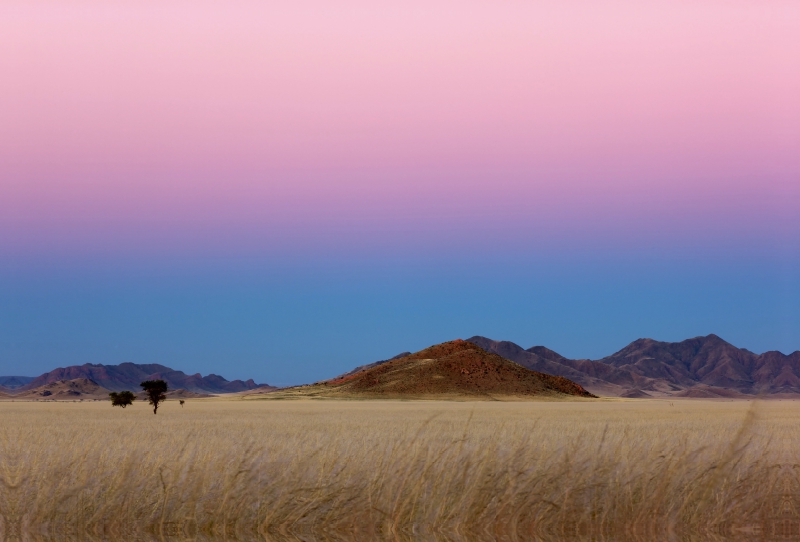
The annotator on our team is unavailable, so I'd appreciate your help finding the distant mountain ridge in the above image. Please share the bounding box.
[13,362,272,394]
[468,335,800,397]
[0,376,34,389]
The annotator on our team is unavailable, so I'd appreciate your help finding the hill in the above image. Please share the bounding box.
[470,334,800,397]
[11,378,112,400]
[264,340,595,400]
[18,362,273,394]
[3,378,213,401]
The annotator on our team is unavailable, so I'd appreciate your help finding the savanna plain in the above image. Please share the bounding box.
[2,398,799,542]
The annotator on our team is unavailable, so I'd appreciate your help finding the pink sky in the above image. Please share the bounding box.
[2,0,799,259]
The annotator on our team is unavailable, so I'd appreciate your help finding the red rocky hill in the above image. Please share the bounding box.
[313,340,595,399]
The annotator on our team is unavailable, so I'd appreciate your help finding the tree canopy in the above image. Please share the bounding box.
[109,390,136,408]
[140,379,168,414]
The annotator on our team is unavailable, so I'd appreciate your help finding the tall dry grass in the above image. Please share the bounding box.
[1,398,798,541]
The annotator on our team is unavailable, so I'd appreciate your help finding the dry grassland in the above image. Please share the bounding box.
[2,398,799,541]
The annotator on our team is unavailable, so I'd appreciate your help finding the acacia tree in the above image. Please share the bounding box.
[109,390,136,408]
[140,380,168,414]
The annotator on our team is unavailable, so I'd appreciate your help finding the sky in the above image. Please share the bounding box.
[1,0,799,386]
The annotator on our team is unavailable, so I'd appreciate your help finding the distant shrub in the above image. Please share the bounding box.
[179,399,185,407]
[140,380,168,414]
[109,391,135,408]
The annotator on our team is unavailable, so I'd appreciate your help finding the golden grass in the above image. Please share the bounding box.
[2,397,799,541]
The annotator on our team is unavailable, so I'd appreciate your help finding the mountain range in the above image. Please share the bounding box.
[468,334,800,397]
[3,334,799,398]
[0,363,273,395]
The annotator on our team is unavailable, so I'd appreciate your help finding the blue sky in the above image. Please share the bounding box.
[2,246,798,386]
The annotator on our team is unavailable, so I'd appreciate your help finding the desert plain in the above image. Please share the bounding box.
[2,396,799,541]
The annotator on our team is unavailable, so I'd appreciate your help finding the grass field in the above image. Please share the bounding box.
[2,397,799,541]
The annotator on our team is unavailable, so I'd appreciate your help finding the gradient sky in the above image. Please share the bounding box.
[1,0,799,385]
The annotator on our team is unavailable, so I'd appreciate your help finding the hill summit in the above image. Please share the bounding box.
[272,340,595,399]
